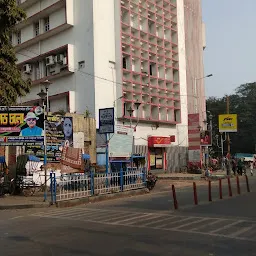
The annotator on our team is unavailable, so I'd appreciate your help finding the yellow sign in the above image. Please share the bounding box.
[218,114,238,132]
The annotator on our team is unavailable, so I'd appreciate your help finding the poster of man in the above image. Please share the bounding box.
[20,112,44,136]
[0,106,44,146]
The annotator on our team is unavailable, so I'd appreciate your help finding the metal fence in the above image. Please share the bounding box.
[50,168,146,203]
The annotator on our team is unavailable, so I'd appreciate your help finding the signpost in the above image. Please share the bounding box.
[99,108,114,174]
[218,114,237,133]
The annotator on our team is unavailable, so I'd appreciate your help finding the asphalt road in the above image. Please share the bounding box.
[0,175,255,256]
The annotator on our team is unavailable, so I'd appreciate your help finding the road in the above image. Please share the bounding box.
[0,175,255,256]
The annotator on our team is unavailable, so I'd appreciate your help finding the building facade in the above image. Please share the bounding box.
[15,0,205,172]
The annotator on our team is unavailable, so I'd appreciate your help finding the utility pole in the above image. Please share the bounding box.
[226,96,231,155]
[226,95,231,175]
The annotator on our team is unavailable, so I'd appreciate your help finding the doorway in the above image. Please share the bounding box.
[150,148,163,170]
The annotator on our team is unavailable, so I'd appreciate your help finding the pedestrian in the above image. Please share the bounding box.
[237,158,243,176]
[250,161,254,176]
[231,158,237,175]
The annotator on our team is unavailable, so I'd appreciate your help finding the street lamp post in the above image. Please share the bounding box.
[194,74,213,114]
[205,112,213,171]
[127,107,134,128]
[37,80,52,201]
[216,133,227,170]
[37,89,47,201]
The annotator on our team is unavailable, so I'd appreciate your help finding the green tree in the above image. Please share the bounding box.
[0,0,31,105]
[207,83,256,155]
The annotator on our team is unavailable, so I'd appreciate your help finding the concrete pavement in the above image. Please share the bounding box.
[0,175,255,255]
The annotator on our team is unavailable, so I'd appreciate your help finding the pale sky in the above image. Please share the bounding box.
[202,0,256,97]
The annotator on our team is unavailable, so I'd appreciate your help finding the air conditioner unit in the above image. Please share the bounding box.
[49,65,60,75]
[62,57,67,65]
[55,54,64,64]
[23,64,32,74]
[46,56,55,66]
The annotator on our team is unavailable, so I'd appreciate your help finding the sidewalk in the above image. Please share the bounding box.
[0,194,50,210]
[156,170,229,180]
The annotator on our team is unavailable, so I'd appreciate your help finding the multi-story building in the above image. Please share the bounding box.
[14,0,205,172]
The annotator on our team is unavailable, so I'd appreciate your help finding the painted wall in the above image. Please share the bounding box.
[183,0,206,125]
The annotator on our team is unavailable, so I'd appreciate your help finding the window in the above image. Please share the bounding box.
[34,62,40,80]
[17,31,21,44]
[122,57,127,69]
[34,22,40,36]
[149,63,156,76]
[44,17,50,32]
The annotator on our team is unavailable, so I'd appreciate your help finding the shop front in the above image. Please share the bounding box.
[147,136,175,171]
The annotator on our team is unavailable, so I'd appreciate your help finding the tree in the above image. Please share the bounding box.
[207,83,256,155]
[0,0,31,106]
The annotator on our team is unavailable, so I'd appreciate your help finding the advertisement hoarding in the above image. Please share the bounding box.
[25,116,73,162]
[218,114,237,132]
[0,106,44,146]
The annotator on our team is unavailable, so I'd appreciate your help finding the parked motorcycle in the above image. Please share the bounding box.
[146,172,157,190]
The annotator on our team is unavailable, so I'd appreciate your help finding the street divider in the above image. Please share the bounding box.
[193,182,198,205]
[227,177,233,197]
[236,175,241,195]
[171,175,252,210]
[219,178,223,199]
[172,184,178,210]
[208,180,212,202]
[245,175,250,192]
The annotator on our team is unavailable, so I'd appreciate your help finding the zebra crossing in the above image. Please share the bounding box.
[31,207,256,242]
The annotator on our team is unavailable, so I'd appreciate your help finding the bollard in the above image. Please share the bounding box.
[219,178,223,199]
[172,185,178,210]
[193,182,198,205]
[245,175,250,192]
[53,173,57,204]
[236,175,241,195]
[208,180,212,202]
[50,172,53,204]
[227,177,232,197]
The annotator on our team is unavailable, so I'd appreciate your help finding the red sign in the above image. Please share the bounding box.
[148,136,173,147]
[200,130,212,146]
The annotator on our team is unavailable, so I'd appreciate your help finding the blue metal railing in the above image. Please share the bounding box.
[50,168,146,204]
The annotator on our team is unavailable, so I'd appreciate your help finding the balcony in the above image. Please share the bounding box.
[18,0,38,10]
[17,44,75,85]
[15,23,73,52]
[16,0,66,30]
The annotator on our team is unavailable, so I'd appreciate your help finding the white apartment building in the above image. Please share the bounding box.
[14,0,205,171]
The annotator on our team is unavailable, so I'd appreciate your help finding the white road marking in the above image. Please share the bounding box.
[229,225,255,238]
[155,216,195,228]
[112,213,152,224]
[190,218,224,231]
[210,220,244,234]
[30,208,256,242]
[144,216,177,226]
[9,216,24,220]
[174,218,208,230]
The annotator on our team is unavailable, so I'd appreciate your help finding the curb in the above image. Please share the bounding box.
[0,202,51,210]
[157,174,231,181]
[56,188,149,208]
[157,176,202,181]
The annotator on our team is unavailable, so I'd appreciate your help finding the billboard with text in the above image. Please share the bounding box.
[218,114,237,132]
[0,106,44,146]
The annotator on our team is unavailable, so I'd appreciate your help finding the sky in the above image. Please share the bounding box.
[202,0,256,98]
